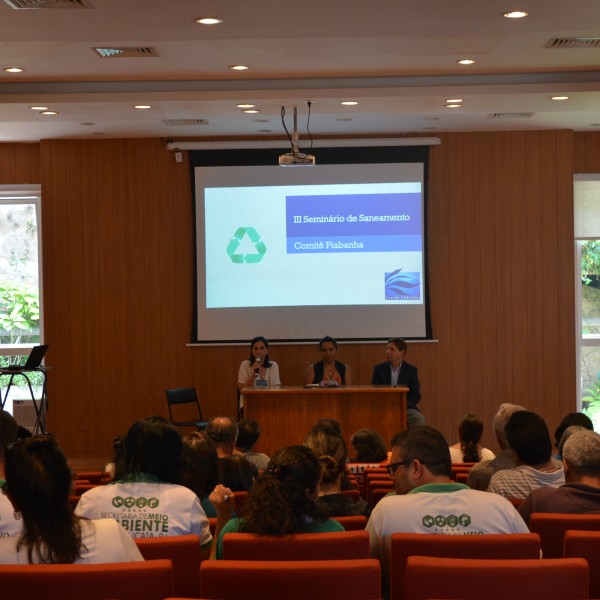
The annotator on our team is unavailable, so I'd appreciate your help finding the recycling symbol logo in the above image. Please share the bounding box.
[226,227,267,264]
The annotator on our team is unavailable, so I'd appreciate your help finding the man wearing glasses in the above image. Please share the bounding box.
[366,426,529,575]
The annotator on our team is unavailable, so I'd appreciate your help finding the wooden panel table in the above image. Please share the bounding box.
[242,385,407,457]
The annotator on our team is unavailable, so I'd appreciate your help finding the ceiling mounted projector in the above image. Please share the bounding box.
[279,105,315,167]
[279,152,315,167]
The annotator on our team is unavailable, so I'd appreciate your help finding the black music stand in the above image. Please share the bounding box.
[0,366,49,434]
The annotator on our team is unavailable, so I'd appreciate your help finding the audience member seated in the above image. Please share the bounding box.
[180,431,219,518]
[0,434,143,563]
[519,429,600,523]
[303,335,353,387]
[219,454,257,492]
[371,337,425,428]
[103,434,124,480]
[235,418,270,472]
[0,411,21,539]
[467,403,526,490]
[349,428,389,464]
[304,420,353,490]
[75,417,212,548]
[237,336,281,417]
[206,416,239,458]
[489,411,564,499]
[366,426,529,582]
[317,455,370,517]
[553,412,594,460]
[366,426,529,586]
[449,413,496,464]
[215,445,344,559]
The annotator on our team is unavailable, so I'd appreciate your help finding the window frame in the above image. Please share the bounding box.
[0,184,43,356]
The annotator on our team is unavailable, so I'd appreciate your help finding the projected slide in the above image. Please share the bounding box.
[205,183,422,308]
[194,160,429,342]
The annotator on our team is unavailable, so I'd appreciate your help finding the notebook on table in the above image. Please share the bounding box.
[4,344,49,371]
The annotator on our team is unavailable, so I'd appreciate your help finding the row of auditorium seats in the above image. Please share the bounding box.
[3,524,600,599]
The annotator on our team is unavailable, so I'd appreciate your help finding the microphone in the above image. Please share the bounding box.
[254,356,261,376]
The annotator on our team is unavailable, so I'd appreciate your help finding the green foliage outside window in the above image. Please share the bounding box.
[581,240,600,286]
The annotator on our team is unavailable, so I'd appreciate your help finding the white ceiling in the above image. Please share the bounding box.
[1,0,600,143]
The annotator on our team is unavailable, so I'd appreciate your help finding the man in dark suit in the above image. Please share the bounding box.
[371,337,425,429]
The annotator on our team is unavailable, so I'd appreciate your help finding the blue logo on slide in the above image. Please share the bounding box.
[226,227,267,264]
[385,269,421,300]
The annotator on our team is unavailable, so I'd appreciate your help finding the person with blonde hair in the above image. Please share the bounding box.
[317,455,370,517]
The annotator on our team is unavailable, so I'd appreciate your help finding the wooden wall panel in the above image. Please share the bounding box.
[0,143,40,183]
[0,132,582,465]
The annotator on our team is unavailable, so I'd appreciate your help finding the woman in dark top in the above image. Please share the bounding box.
[317,455,371,517]
[303,335,352,386]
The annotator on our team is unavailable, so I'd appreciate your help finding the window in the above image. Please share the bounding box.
[575,176,600,430]
[0,185,43,415]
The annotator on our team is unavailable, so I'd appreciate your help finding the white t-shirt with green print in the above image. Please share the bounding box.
[75,473,212,547]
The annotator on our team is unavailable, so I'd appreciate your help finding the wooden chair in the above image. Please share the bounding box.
[135,534,207,599]
[222,530,370,560]
[529,512,600,558]
[389,532,541,600]
[334,515,368,530]
[0,559,174,600]
[564,529,600,598]
[404,555,588,600]
[200,558,381,600]
[165,387,208,430]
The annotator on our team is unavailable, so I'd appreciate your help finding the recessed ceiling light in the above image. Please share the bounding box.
[446,98,463,103]
[196,17,223,25]
[134,104,152,109]
[30,106,49,111]
[445,104,462,109]
[457,59,476,65]
[4,67,24,73]
[243,109,260,114]
[41,111,58,115]
[340,101,358,106]
[229,65,249,71]
[503,11,528,18]
[551,96,569,101]
[237,103,256,109]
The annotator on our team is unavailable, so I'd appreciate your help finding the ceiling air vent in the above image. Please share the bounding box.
[487,112,534,120]
[93,47,159,58]
[3,0,91,7]
[545,37,600,49]
[163,119,209,126]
